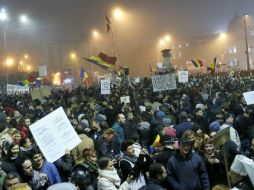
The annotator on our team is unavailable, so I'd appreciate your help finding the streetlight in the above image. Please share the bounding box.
[113,8,124,21]
[70,52,79,82]
[0,8,30,84]
[5,57,14,83]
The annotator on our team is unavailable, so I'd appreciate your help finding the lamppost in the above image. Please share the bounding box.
[70,52,79,82]
[244,15,250,71]
[0,8,30,84]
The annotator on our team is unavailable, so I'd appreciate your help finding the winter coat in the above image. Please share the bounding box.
[112,122,125,144]
[167,149,210,190]
[71,134,94,164]
[97,169,130,190]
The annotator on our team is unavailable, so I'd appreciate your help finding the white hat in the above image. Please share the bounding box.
[196,103,205,110]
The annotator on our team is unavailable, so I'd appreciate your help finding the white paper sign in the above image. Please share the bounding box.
[39,65,47,77]
[7,84,29,94]
[178,71,188,83]
[120,96,130,104]
[134,77,140,83]
[151,74,177,92]
[101,80,111,95]
[29,107,81,162]
[243,91,254,105]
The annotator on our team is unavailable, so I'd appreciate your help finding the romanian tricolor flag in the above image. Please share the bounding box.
[83,53,116,70]
[191,60,204,68]
[207,57,216,76]
[151,134,161,148]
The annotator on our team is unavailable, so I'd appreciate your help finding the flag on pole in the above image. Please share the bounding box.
[80,67,85,79]
[191,60,204,68]
[106,15,111,33]
[83,53,116,70]
[207,57,216,75]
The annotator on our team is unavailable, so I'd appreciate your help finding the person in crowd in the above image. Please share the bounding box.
[123,111,138,140]
[137,112,151,147]
[199,138,227,188]
[153,134,176,165]
[89,118,104,140]
[1,143,21,174]
[54,149,75,182]
[3,172,21,190]
[15,156,49,190]
[119,140,151,189]
[20,137,33,155]
[7,129,21,145]
[112,113,126,144]
[175,111,193,138]
[94,128,120,158]
[82,148,99,189]
[71,124,94,165]
[140,163,167,190]
[30,147,61,185]
[166,136,210,190]
[97,157,132,190]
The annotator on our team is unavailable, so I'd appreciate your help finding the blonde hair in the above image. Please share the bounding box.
[212,184,229,190]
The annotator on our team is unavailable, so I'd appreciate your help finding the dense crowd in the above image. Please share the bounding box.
[0,70,253,190]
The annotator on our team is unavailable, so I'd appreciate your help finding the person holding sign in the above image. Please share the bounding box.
[30,147,61,185]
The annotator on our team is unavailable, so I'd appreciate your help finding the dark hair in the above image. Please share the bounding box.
[97,157,111,170]
[29,146,42,158]
[15,156,31,177]
[121,139,134,152]
[6,143,20,158]
[148,163,164,179]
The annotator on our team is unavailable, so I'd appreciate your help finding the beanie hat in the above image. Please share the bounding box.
[47,182,77,190]
[209,121,220,132]
[156,111,165,119]
[95,114,107,123]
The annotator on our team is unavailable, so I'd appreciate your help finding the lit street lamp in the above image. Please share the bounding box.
[0,8,30,84]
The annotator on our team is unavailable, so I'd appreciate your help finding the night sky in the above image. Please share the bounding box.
[1,0,254,75]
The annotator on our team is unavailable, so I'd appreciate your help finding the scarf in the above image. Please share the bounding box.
[98,169,121,187]
[122,154,137,164]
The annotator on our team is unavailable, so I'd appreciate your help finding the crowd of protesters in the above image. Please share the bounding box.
[0,70,253,189]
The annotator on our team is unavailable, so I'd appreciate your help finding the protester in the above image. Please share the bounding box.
[97,157,132,190]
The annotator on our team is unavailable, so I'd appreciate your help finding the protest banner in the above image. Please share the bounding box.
[101,80,111,94]
[151,74,176,92]
[30,86,51,100]
[178,71,188,83]
[243,91,254,105]
[120,96,130,104]
[39,65,47,77]
[7,84,29,94]
[29,107,81,163]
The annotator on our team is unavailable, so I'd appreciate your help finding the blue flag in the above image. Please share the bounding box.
[80,67,85,79]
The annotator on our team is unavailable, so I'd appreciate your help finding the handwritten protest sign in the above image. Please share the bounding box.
[243,91,254,105]
[178,71,188,83]
[151,74,176,92]
[7,84,29,94]
[29,107,81,163]
[120,96,130,104]
[101,80,111,95]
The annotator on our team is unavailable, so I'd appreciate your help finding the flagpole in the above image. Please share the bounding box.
[244,15,250,71]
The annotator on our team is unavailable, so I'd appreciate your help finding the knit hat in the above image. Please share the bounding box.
[80,119,89,128]
[209,121,220,132]
[160,135,177,145]
[156,111,165,119]
[95,114,107,123]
